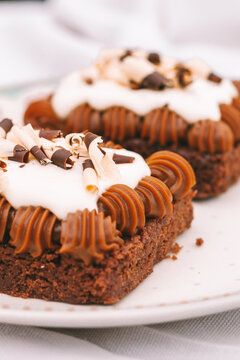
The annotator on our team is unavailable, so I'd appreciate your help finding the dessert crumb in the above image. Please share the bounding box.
[171,242,183,254]
[172,255,178,261]
[196,238,204,247]
[85,78,93,85]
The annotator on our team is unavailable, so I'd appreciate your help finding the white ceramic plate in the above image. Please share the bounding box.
[0,86,239,328]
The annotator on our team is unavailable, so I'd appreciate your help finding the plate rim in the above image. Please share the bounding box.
[0,292,239,328]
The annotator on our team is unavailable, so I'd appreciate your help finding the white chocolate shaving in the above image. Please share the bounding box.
[99,48,125,63]
[23,124,41,146]
[184,58,211,78]
[0,139,19,157]
[121,57,154,83]
[88,136,120,181]
[83,167,98,194]
[0,168,6,193]
[0,127,6,139]
[102,60,128,86]
[11,125,34,149]
[39,137,58,159]
[65,133,88,157]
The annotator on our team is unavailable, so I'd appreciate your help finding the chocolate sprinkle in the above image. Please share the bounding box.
[208,72,222,84]
[51,148,74,169]
[148,53,161,65]
[30,145,49,165]
[39,129,63,141]
[0,118,13,134]
[113,153,135,164]
[9,145,29,163]
[141,71,172,90]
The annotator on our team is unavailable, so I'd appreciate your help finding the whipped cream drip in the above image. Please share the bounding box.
[51,48,238,123]
[1,145,150,220]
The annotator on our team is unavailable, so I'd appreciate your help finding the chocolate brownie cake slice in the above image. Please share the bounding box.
[23,48,240,199]
[0,120,195,304]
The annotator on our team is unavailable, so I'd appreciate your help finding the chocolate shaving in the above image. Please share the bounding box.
[39,129,63,141]
[148,53,161,65]
[208,72,222,84]
[0,119,13,134]
[177,67,192,87]
[82,159,98,193]
[51,148,74,169]
[119,50,132,62]
[0,160,7,169]
[84,132,99,149]
[30,145,50,165]
[129,80,140,90]
[113,153,135,164]
[141,71,172,90]
[82,159,94,170]
[9,145,29,163]
[98,146,106,155]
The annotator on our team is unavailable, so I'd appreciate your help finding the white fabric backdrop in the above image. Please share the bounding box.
[0,1,240,359]
[1,0,240,88]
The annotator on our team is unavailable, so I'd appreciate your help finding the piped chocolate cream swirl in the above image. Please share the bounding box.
[0,197,12,242]
[188,120,234,153]
[9,206,58,257]
[147,151,196,199]
[60,209,123,264]
[97,184,145,236]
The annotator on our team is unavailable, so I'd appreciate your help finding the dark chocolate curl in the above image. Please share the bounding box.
[112,153,135,164]
[141,71,172,90]
[84,132,99,149]
[30,145,49,165]
[148,53,161,65]
[177,68,192,87]
[51,148,74,169]
[39,129,63,141]
[208,72,222,84]
[119,50,132,61]
[9,145,29,163]
[0,118,13,134]
[82,159,94,170]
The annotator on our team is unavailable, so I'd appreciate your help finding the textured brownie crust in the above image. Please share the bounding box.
[0,193,193,305]
[120,139,240,199]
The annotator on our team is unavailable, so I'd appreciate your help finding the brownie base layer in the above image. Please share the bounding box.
[0,193,193,305]
[120,139,240,199]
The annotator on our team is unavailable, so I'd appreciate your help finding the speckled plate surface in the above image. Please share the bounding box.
[0,86,239,328]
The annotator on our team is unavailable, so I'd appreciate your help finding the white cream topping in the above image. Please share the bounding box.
[1,147,150,220]
[50,49,238,123]
[52,74,237,122]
